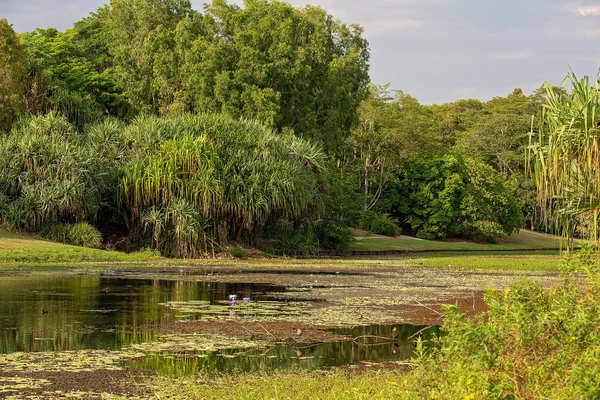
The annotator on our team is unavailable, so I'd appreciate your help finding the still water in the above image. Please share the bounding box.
[0,276,436,374]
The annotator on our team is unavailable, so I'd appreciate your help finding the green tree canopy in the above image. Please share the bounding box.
[457,89,537,179]
[19,22,125,128]
[103,0,195,114]
[101,0,370,152]
[385,152,522,240]
[0,19,28,132]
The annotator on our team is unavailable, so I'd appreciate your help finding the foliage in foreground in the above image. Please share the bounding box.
[408,245,600,399]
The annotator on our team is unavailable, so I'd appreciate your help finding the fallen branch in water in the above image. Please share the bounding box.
[257,322,279,340]
[413,300,441,315]
[353,334,394,343]
[408,325,434,340]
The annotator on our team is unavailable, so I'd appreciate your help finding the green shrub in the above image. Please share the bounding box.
[370,215,400,237]
[3,201,25,230]
[229,248,247,258]
[260,246,277,255]
[0,193,9,220]
[387,153,523,240]
[41,222,102,248]
[409,245,600,398]
[456,220,505,243]
[258,223,319,256]
[315,219,355,251]
[40,223,70,243]
[354,210,380,231]
[66,222,103,248]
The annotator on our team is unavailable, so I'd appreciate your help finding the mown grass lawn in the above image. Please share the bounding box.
[350,229,571,252]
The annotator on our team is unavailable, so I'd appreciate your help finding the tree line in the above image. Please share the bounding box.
[0,0,594,256]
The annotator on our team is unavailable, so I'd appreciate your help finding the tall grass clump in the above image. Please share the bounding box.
[41,222,102,248]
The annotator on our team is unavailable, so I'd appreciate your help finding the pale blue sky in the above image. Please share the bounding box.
[3,0,600,104]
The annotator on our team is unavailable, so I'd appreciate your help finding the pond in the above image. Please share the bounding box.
[0,275,436,374]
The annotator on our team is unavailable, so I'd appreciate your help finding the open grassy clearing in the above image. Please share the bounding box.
[350,229,571,252]
[401,254,563,272]
[0,229,565,276]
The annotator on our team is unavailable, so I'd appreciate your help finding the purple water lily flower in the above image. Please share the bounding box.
[228,294,237,301]
[243,297,250,303]
[229,299,238,306]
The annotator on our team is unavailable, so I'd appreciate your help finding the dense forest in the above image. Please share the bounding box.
[0,0,593,256]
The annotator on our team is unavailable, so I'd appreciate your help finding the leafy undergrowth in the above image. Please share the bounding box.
[141,247,600,399]
[403,246,600,399]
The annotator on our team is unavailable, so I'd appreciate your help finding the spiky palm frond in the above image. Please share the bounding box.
[529,72,600,246]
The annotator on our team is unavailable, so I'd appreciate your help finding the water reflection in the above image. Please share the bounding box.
[0,277,284,353]
[0,277,438,374]
[127,324,436,374]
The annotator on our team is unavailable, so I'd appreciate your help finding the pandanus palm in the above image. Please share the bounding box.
[119,113,326,256]
[528,73,600,247]
[0,113,103,230]
[142,206,165,250]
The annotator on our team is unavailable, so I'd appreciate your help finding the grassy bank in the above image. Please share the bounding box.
[0,230,159,263]
[0,229,565,273]
[145,369,421,400]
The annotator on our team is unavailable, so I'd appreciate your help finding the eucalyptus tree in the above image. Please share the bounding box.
[458,89,537,179]
[0,19,28,132]
[528,73,600,245]
[334,85,434,225]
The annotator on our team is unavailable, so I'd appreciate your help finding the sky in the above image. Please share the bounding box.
[2,0,600,104]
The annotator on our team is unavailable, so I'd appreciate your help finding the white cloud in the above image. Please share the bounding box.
[576,4,600,16]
